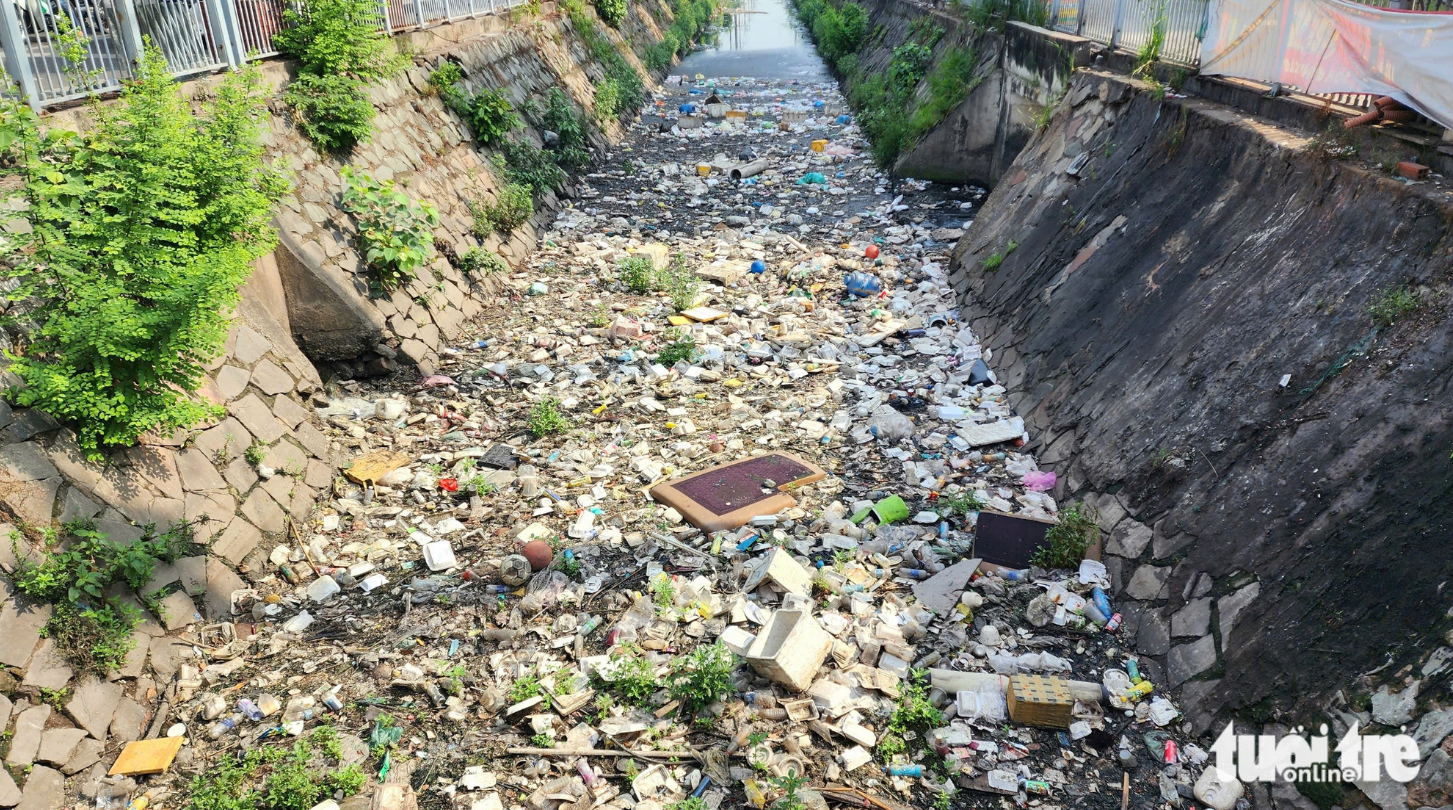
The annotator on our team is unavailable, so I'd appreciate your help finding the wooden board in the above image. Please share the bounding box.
[109,736,185,775]
[649,452,827,532]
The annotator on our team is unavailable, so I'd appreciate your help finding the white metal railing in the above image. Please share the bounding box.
[1049,0,1211,66]
[0,0,532,109]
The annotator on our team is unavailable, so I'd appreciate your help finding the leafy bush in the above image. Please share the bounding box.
[645,37,677,69]
[284,73,376,152]
[1032,502,1100,569]
[538,87,593,169]
[340,167,441,292]
[456,248,510,276]
[188,729,363,810]
[666,642,736,713]
[14,520,189,672]
[662,258,700,310]
[0,48,285,460]
[889,43,932,90]
[443,84,521,146]
[428,61,463,94]
[810,1,867,64]
[594,77,623,122]
[496,140,567,194]
[275,0,402,79]
[620,255,658,293]
[469,183,534,235]
[275,0,402,149]
[529,397,570,437]
[596,0,627,27]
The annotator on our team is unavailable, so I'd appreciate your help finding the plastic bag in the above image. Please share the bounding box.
[956,688,1008,722]
[867,405,914,443]
[519,570,569,614]
[1023,470,1057,491]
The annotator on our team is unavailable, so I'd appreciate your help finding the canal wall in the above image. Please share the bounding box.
[949,67,1453,733]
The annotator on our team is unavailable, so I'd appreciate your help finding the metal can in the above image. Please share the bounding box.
[1125,659,1141,682]
[1105,612,1123,632]
[1125,681,1154,700]
[1023,780,1050,794]
[1164,739,1178,763]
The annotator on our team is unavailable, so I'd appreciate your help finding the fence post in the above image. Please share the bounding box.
[112,0,147,68]
[1109,0,1125,48]
[1075,0,1085,35]
[0,0,40,109]
[207,0,244,66]
[413,0,424,26]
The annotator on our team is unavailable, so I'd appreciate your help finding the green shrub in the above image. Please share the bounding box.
[496,139,567,194]
[620,255,658,293]
[590,644,660,704]
[0,48,284,460]
[529,397,570,437]
[469,183,534,235]
[340,167,440,292]
[666,642,736,713]
[456,248,510,276]
[428,61,463,94]
[275,0,402,149]
[444,85,521,146]
[568,6,646,115]
[810,1,867,63]
[646,37,677,69]
[662,257,700,310]
[1032,502,1100,568]
[889,43,932,90]
[596,0,627,27]
[284,73,376,152]
[14,520,190,672]
[274,0,402,79]
[594,78,623,122]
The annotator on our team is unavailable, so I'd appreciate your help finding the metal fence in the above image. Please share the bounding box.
[1049,0,1211,65]
[0,0,531,109]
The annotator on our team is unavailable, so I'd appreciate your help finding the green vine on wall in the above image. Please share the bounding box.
[0,46,287,461]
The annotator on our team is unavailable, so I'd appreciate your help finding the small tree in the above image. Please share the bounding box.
[0,47,287,460]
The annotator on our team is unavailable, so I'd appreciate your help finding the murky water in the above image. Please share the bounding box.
[670,0,830,81]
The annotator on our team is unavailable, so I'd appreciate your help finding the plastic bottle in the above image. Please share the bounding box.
[1092,587,1113,618]
[237,699,263,721]
[1125,681,1154,700]
[208,713,242,739]
[743,779,767,809]
[886,764,923,776]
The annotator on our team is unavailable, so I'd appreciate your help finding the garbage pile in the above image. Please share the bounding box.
[119,76,1247,810]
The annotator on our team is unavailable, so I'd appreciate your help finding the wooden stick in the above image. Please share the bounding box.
[506,747,702,762]
[1120,771,1129,810]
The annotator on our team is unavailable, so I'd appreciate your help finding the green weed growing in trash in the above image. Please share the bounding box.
[938,490,985,516]
[14,520,189,673]
[669,799,708,810]
[591,644,659,705]
[655,328,698,367]
[1031,502,1101,569]
[340,167,440,293]
[651,573,677,609]
[1368,285,1423,328]
[620,255,659,294]
[531,733,555,748]
[884,670,943,754]
[662,256,702,311]
[528,397,570,437]
[771,771,808,810]
[509,672,546,704]
[666,641,737,713]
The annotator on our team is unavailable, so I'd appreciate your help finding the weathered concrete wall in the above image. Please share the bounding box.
[834,0,1088,187]
[949,69,1453,727]
[895,22,1090,186]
